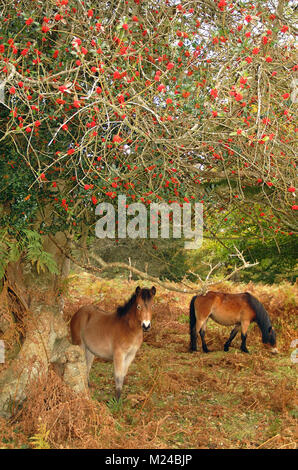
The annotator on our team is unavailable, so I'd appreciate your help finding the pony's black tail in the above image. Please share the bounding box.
[189,295,198,351]
[246,293,272,343]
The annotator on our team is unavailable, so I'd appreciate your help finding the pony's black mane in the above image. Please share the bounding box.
[245,293,272,343]
[117,288,153,317]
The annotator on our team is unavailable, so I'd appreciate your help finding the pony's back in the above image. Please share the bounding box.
[70,309,83,345]
[70,306,93,346]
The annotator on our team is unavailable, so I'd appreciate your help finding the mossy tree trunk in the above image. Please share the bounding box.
[0,233,87,419]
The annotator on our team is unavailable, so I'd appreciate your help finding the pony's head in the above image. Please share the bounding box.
[264,326,278,354]
[135,286,156,331]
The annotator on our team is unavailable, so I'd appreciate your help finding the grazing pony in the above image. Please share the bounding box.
[70,286,156,399]
[189,291,278,354]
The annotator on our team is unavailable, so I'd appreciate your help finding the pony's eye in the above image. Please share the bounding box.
[137,305,142,310]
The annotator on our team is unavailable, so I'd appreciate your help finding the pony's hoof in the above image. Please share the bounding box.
[241,348,249,353]
[203,348,210,353]
[224,346,229,352]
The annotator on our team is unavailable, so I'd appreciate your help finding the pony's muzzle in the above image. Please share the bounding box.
[271,347,278,354]
[142,321,151,332]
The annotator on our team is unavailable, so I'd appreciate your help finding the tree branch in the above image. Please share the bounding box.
[48,235,258,295]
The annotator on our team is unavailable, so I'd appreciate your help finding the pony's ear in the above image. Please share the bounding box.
[268,326,272,333]
[135,286,141,295]
[151,286,156,296]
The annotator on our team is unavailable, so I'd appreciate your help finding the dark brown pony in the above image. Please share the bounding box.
[70,286,156,399]
[189,291,278,354]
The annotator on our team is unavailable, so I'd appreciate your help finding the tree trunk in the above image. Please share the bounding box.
[0,233,88,419]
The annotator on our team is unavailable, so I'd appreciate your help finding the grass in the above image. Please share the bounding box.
[78,275,297,449]
[1,273,297,449]
[87,346,296,448]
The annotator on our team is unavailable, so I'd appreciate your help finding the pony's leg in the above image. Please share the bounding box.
[85,348,95,385]
[240,320,250,353]
[81,344,94,385]
[224,325,240,351]
[196,318,210,353]
[113,350,125,400]
[200,327,209,353]
[123,350,137,377]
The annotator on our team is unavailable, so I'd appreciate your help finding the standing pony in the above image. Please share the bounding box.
[189,291,278,354]
[71,286,156,399]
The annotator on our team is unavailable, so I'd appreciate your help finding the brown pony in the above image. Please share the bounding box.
[189,291,278,354]
[70,286,156,399]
